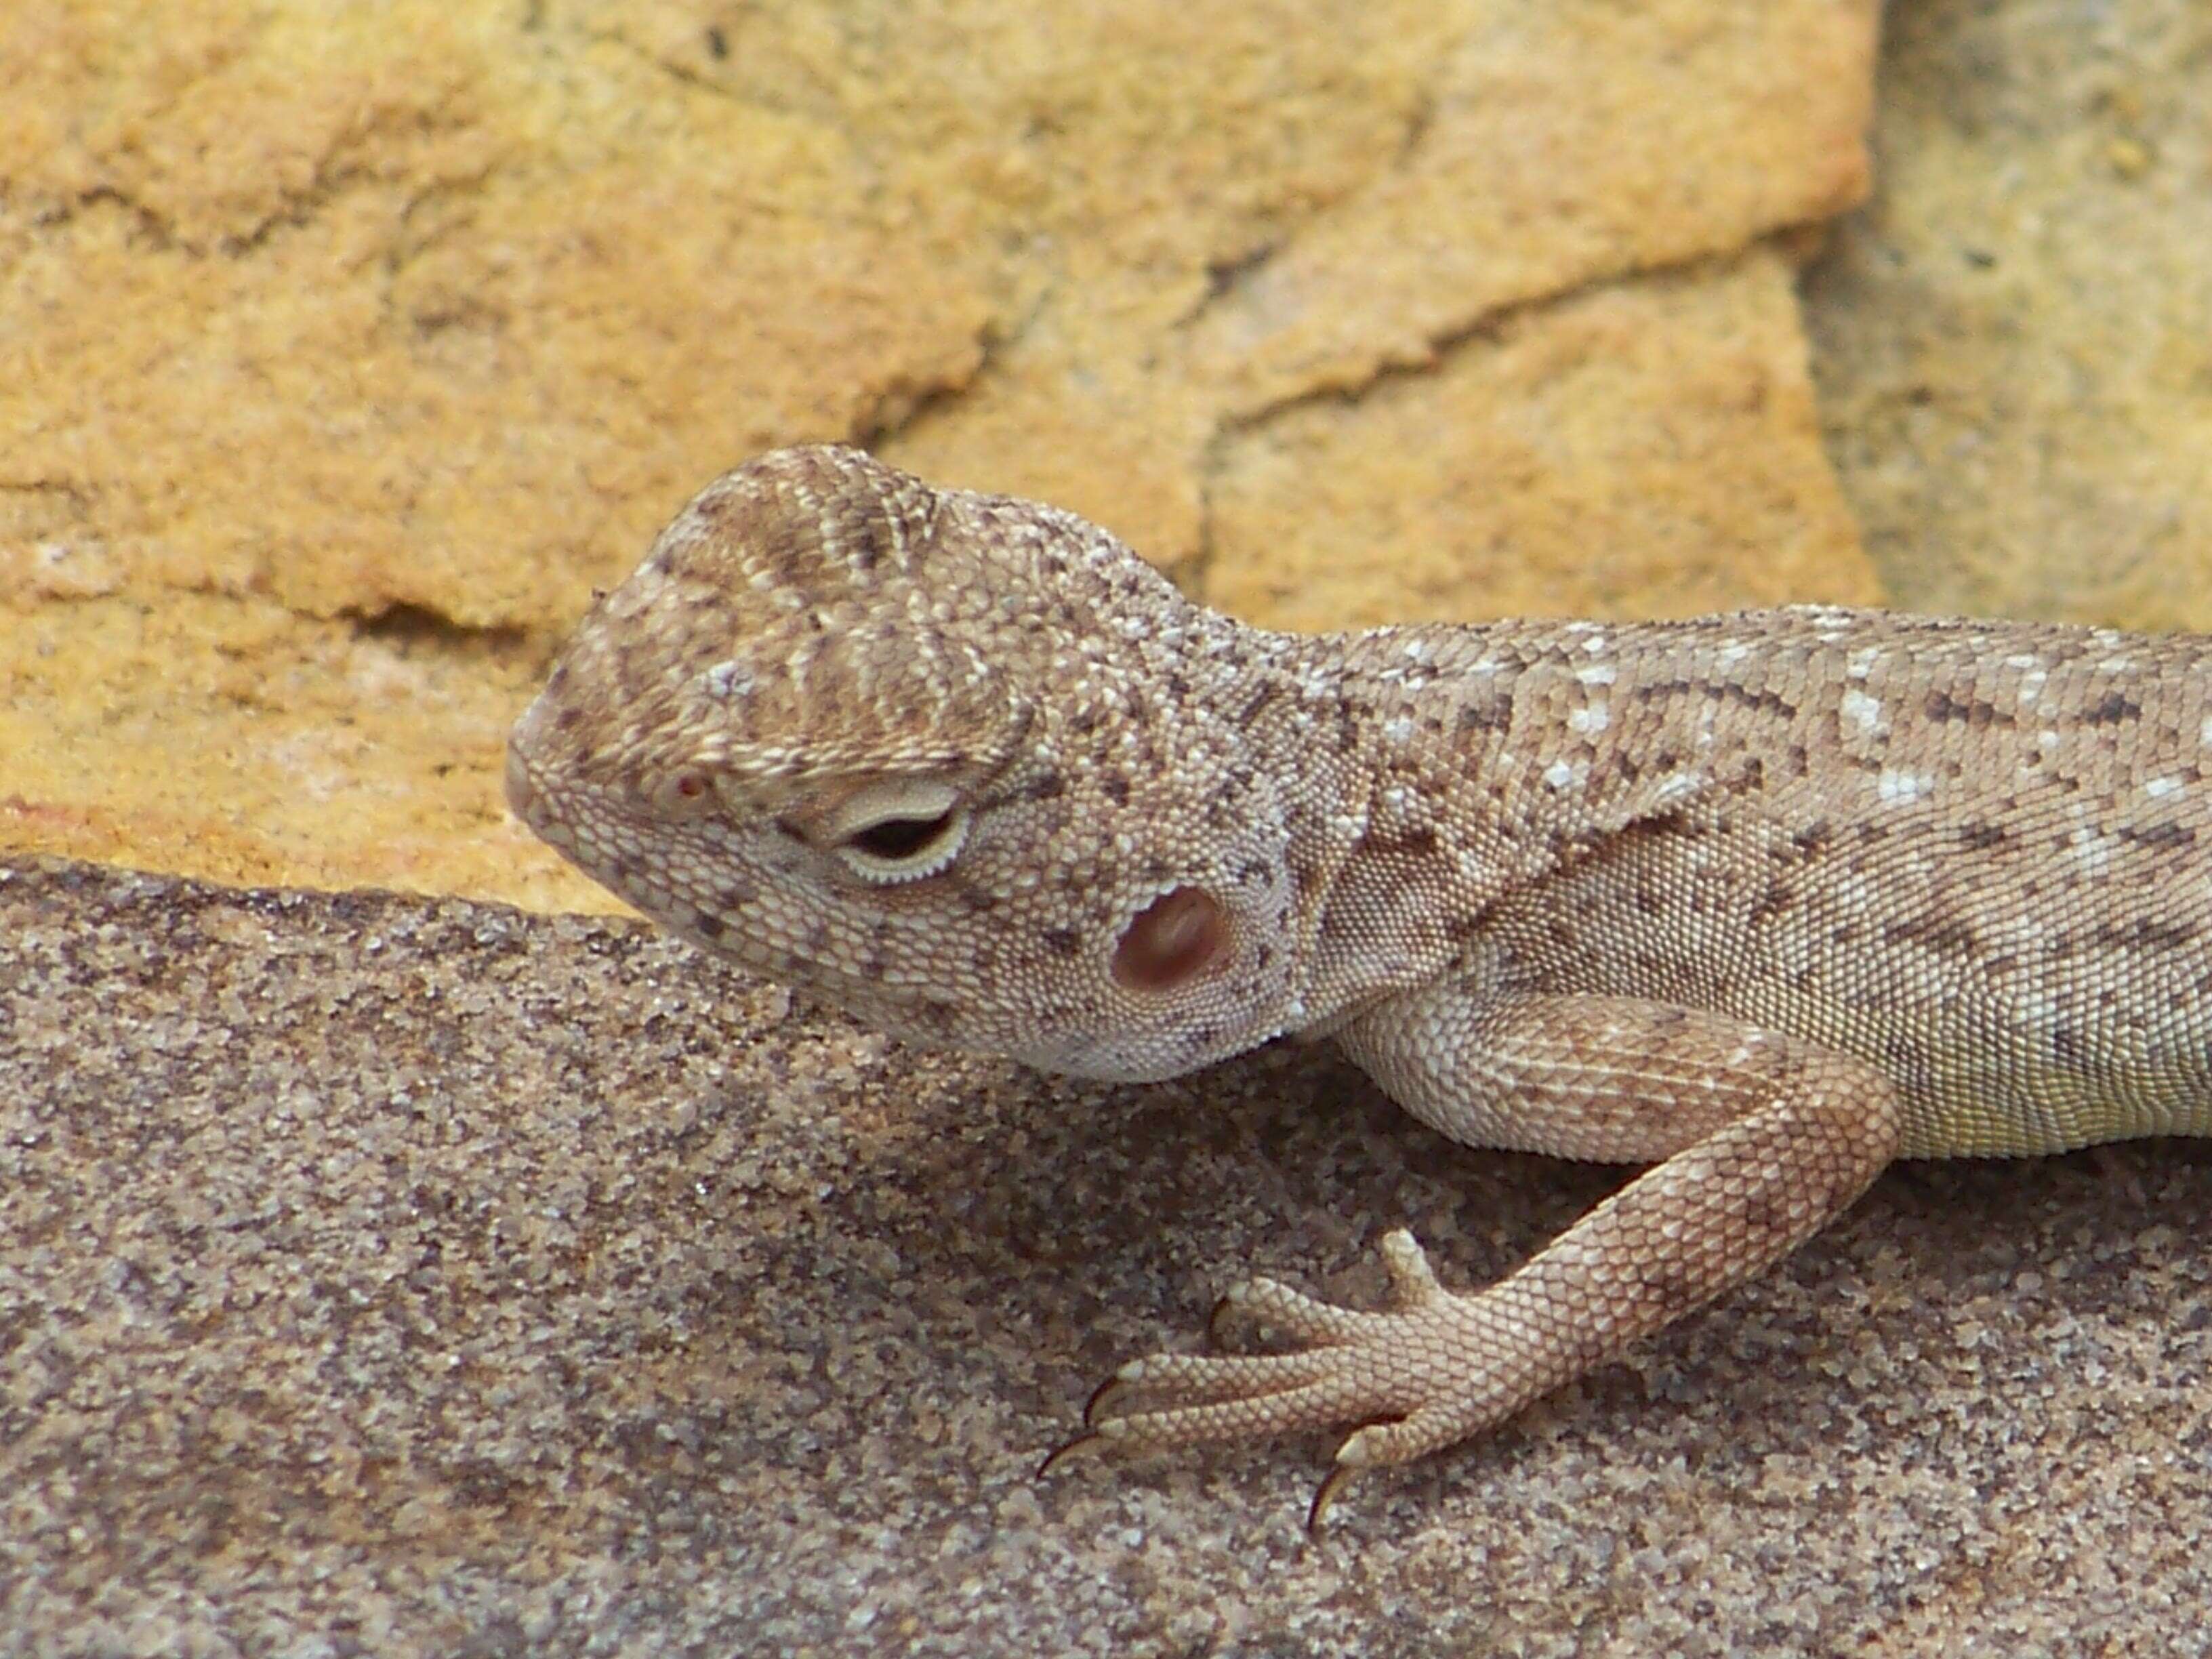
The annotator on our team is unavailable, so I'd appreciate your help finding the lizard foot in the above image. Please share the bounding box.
[1044,1229,1502,1528]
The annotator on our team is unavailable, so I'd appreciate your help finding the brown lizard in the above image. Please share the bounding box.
[506,444,2212,1527]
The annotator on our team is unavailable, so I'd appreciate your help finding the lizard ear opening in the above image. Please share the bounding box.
[827,779,971,884]
[1112,886,1233,991]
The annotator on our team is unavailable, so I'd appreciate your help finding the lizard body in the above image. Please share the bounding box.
[507,445,2212,1522]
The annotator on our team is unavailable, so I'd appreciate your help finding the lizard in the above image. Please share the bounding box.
[505,443,2212,1528]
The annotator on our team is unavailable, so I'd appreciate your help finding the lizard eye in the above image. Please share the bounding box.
[828,781,970,884]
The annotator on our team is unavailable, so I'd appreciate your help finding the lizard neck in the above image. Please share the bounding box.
[1255,619,1637,1031]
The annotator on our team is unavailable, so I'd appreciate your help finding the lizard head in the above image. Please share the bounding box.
[508,445,1311,1081]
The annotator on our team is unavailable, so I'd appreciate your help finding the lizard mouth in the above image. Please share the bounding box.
[504,735,583,859]
[504,741,541,828]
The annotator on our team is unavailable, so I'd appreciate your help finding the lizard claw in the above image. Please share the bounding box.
[1082,1372,1131,1427]
[1036,1430,1105,1479]
[1307,1461,1363,1535]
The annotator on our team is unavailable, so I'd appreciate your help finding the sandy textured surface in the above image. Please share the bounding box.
[9,857,2212,1655]
[1,0,1877,905]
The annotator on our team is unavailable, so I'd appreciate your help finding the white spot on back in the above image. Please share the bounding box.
[1877,770,1933,806]
[1568,703,1611,735]
[1575,662,1618,687]
[2066,825,2116,875]
[1840,689,1884,735]
[1543,759,1582,790]
[703,660,755,699]
[2145,775,2184,799]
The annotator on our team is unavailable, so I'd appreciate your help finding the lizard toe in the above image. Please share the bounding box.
[1214,1274,1395,1345]
[1097,1347,1350,1419]
[1334,1400,1473,1469]
[1083,1370,1412,1452]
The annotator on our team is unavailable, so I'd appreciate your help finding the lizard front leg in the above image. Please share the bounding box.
[1051,989,1902,1525]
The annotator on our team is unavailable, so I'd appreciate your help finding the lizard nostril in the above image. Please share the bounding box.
[1112,886,1233,992]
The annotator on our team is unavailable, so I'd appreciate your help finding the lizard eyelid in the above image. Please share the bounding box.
[827,779,972,884]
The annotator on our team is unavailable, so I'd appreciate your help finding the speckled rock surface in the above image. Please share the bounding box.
[1806,0,2212,631]
[9,858,2212,1655]
[1204,249,1872,632]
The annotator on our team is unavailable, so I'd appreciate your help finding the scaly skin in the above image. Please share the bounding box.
[508,445,2212,1526]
